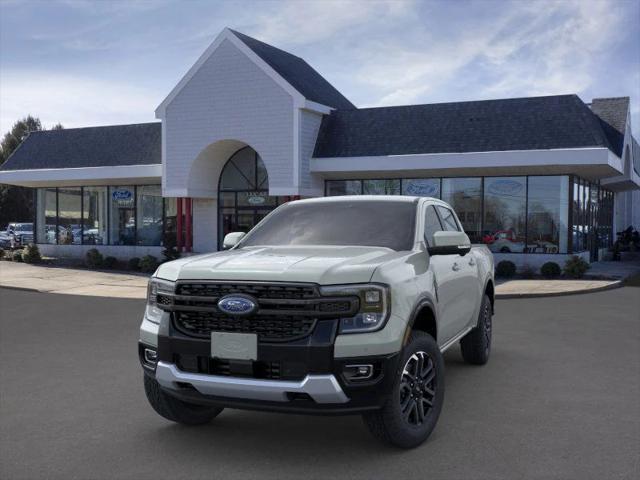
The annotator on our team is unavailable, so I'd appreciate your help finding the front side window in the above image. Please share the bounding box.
[424,205,443,246]
[240,200,417,251]
[436,206,460,232]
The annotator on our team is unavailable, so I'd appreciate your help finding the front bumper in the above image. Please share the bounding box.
[140,316,400,415]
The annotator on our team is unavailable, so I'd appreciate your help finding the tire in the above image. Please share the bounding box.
[460,294,492,365]
[363,331,445,449]
[143,374,223,425]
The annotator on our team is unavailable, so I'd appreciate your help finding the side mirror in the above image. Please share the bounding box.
[428,231,471,256]
[222,231,246,250]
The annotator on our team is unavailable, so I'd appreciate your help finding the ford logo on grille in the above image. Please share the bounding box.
[217,295,257,316]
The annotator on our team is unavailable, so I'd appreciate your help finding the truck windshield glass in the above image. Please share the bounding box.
[239,200,417,251]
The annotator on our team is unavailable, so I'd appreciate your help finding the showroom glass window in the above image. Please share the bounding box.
[362,179,401,195]
[526,176,569,253]
[57,188,82,245]
[36,188,57,244]
[136,185,163,246]
[482,177,526,254]
[441,178,482,242]
[82,187,107,245]
[109,186,136,245]
[326,180,362,196]
[402,179,441,198]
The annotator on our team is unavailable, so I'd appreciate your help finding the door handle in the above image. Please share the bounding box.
[452,262,460,272]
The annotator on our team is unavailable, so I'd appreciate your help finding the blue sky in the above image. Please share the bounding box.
[1,0,639,137]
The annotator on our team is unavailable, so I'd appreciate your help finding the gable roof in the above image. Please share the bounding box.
[313,94,616,158]
[229,30,355,110]
[1,122,161,171]
[590,97,629,157]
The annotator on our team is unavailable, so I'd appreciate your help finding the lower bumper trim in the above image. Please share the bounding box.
[155,361,349,404]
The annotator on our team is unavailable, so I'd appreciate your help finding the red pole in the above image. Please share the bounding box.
[176,197,183,252]
[185,198,192,253]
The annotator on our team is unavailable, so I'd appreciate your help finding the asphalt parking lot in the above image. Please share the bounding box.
[1,287,639,480]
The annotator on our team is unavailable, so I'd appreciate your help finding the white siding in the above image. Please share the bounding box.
[163,39,295,196]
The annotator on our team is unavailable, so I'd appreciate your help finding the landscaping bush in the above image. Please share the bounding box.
[139,255,159,273]
[11,250,24,262]
[541,261,561,279]
[103,256,118,269]
[563,255,590,279]
[519,264,536,279]
[22,244,42,264]
[85,248,103,269]
[496,260,516,278]
[128,257,141,271]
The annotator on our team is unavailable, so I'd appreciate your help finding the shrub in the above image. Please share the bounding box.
[128,257,141,271]
[541,261,561,279]
[519,264,536,279]
[85,248,103,269]
[0,249,5,260]
[22,244,42,264]
[11,250,24,262]
[103,256,118,269]
[139,255,159,273]
[564,255,590,279]
[496,260,516,278]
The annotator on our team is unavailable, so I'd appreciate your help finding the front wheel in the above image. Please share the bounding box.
[363,331,445,448]
[143,374,223,425]
[460,294,492,365]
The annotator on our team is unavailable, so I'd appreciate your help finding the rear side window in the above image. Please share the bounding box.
[436,206,460,232]
[424,205,443,246]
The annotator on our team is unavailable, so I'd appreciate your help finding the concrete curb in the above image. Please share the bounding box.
[495,280,623,299]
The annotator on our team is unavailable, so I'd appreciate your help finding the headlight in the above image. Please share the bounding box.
[320,284,390,334]
[145,278,175,324]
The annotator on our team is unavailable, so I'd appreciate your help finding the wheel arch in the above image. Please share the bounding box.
[404,298,438,345]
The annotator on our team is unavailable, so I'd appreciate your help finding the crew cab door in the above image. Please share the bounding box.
[424,204,478,344]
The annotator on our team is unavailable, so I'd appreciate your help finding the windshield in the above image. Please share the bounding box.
[240,200,417,251]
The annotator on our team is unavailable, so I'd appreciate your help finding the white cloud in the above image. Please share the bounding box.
[0,71,159,132]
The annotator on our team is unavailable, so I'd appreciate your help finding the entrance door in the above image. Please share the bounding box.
[217,147,280,248]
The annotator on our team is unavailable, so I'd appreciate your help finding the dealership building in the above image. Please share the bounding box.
[1,28,639,266]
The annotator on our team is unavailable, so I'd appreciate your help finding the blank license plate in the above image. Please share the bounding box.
[211,332,257,361]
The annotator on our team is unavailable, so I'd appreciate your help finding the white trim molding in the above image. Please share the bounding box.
[311,147,624,181]
[0,164,162,187]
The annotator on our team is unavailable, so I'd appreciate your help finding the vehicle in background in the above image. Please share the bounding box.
[0,223,34,249]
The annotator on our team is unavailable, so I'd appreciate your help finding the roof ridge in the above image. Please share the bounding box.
[28,121,160,134]
[228,29,304,61]
[351,94,581,112]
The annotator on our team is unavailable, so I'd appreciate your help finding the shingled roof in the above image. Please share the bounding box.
[313,94,617,158]
[230,29,355,110]
[1,122,161,171]
[590,97,629,157]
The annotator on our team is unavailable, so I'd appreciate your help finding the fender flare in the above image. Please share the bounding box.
[402,295,438,346]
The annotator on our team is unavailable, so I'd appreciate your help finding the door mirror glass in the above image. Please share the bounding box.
[428,231,471,256]
[223,231,246,250]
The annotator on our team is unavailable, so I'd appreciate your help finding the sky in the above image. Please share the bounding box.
[1,0,639,137]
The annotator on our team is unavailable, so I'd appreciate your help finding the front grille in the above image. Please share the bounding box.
[163,281,359,342]
[174,311,316,342]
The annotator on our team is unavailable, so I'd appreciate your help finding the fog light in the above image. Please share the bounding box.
[343,364,374,381]
[144,348,158,365]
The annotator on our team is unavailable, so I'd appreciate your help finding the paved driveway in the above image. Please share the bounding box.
[1,288,638,480]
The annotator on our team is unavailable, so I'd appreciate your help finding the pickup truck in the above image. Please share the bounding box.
[139,196,494,448]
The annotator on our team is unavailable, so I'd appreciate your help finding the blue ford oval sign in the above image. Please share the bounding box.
[217,295,257,316]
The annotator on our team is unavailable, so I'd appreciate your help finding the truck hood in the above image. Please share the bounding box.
[155,246,407,285]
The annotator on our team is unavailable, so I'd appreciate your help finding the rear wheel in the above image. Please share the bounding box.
[363,331,445,448]
[143,375,223,425]
[460,294,492,365]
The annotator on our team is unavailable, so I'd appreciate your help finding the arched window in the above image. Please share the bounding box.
[218,146,279,248]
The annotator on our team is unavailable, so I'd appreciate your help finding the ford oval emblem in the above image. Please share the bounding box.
[217,295,257,316]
